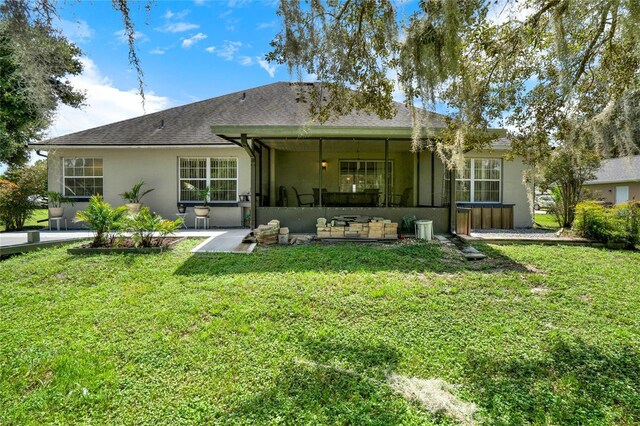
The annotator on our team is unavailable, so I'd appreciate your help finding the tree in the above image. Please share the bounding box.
[0,161,48,230]
[0,3,84,167]
[269,1,640,168]
[538,127,601,228]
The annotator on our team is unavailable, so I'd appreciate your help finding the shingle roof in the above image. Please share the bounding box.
[33,82,448,147]
[586,155,640,184]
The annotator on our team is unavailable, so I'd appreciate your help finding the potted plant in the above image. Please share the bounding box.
[45,191,74,218]
[120,181,154,214]
[177,203,186,214]
[183,183,211,217]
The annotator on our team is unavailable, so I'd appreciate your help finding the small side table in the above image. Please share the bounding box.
[49,217,68,231]
[176,213,188,229]
[194,216,209,230]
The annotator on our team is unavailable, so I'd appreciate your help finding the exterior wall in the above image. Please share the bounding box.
[274,149,415,207]
[584,182,640,204]
[47,146,250,228]
[458,150,533,228]
[257,206,449,233]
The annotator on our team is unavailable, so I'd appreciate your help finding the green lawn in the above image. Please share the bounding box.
[1,240,639,424]
[0,209,48,232]
[534,212,560,230]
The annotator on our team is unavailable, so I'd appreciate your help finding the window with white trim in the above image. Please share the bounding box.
[63,158,103,198]
[179,157,238,202]
[455,158,501,203]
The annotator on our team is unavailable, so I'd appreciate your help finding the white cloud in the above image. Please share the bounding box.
[114,29,148,44]
[194,0,206,5]
[205,46,216,53]
[257,57,277,77]
[150,47,166,55]
[164,10,175,19]
[256,21,276,30]
[47,57,171,139]
[238,56,253,66]
[58,19,94,43]
[181,33,207,48]
[159,22,200,33]
[214,40,242,60]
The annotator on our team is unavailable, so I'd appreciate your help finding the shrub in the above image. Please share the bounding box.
[0,163,47,230]
[124,207,182,248]
[75,195,128,247]
[574,200,640,248]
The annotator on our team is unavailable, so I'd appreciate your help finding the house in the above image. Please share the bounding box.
[30,82,532,233]
[584,155,640,205]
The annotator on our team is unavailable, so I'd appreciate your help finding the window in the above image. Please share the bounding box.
[455,158,501,203]
[63,158,103,198]
[179,157,238,203]
[339,160,392,194]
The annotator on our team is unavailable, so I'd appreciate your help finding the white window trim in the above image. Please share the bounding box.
[62,157,103,198]
[456,158,502,203]
[338,159,394,194]
[178,157,238,203]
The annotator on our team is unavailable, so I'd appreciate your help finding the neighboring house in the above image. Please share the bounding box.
[30,82,532,233]
[584,155,640,205]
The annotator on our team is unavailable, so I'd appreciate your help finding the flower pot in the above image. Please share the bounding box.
[49,207,64,218]
[177,204,186,214]
[126,203,142,214]
[194,206,210,217]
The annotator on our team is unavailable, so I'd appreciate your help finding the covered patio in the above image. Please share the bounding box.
[212,125,455,233]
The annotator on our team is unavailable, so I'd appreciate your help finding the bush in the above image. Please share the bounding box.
[75,195,128,247]
[125,207,182,248]
[574,200,640,247]
[0,162,47,230]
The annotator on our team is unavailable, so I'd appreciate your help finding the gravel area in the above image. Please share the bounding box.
[469,228,587,241]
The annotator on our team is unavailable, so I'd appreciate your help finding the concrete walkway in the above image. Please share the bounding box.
[191,229,255,254]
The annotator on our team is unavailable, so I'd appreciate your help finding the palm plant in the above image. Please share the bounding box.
[75,195,128,247]
[125,207,182,247]
[182,182,211,207]
[44,191,75,208]
[120,181,154,204]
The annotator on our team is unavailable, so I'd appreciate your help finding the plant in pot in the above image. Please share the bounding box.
[120,181,154,214]
[45,191,75,218]
[183,183,211,217]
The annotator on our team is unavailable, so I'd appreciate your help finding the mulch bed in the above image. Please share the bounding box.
[68,237,184,254]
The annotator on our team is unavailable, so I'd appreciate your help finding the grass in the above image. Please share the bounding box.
[534,211,560,230]
[0,209,48,232]
[1,240,639,424]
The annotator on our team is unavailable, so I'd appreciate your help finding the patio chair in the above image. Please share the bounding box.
[312,188,328,206]
[292,187,315,207]
[389,187,413,207]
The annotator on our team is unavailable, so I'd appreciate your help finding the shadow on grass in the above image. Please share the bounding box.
[173,241,529,276]
[219,335,422,424]
[465,334,640,424]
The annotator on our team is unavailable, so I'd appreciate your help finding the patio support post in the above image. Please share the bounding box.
[318,138,323,207]
[384,138,389,207]
[449,168,456,234]
[240,133,257,229]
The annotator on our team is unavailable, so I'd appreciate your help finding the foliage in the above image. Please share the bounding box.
[119,181,154,204]
[1,241,640,423]
[183,182,210,206]
[541,140,601,228]
[0,208,46,232]
[0,162,48,230]
[0,6,84,167]
[44,191,74,208]
[574,200,640,247]
[270,0,640,167]
[124,207,181,248]
[74,195,127,247]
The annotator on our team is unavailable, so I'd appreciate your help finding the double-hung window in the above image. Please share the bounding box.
[455,158,501,203]
[179,157,238,203]
[63,158,103,198]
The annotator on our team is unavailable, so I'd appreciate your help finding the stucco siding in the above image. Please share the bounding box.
[585,182,640,204]
[47,147,250,228]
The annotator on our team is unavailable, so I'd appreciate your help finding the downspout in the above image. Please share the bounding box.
[239,133,257,229]
[36,150,48,158]
[449,168,456,235]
